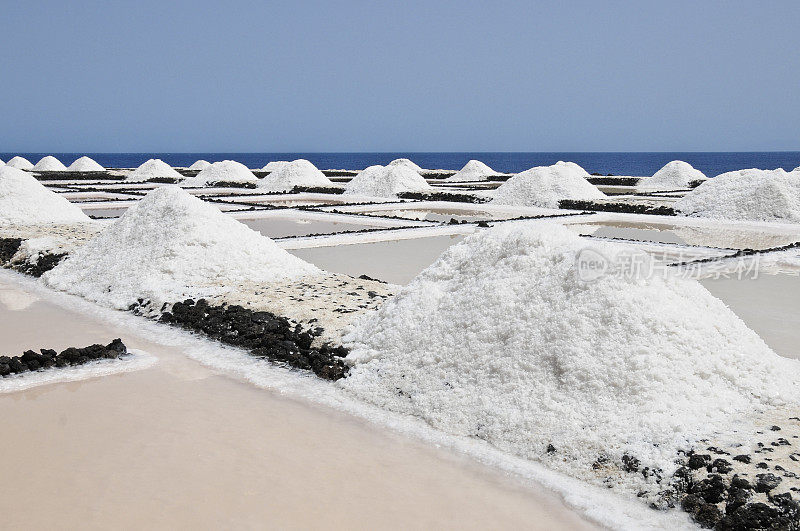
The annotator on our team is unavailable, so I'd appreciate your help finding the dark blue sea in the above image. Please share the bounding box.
[3,152,800,177]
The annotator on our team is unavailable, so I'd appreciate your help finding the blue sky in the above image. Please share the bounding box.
[2,0,798,152]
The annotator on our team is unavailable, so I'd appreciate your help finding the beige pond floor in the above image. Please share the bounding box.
[0,280,596,530]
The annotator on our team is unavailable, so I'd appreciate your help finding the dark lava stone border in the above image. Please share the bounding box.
[0,339,128,377]
[559,199,677,216]
[32,171,124,181]
[397,191,489,204]
[0,238,67,277]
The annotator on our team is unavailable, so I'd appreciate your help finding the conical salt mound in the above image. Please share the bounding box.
[6,156,34,170]
[0,166,91,224]
[675,168,800,222]
[492,161,604,208]
[640,160,707,191]
[0,158,5,166]
[126,159,183,182]
[387,158,423,173]
[32,156,67,172]
[445,160,499,182]
[180,160,258,187]
[68,156,105,172]
[262,161,290,172]
[257,159,332,192]
[343,165,431,198]
[43,186,320,309]
[793,165,800,172]
[340,222,799,480]
[188,160,211,170]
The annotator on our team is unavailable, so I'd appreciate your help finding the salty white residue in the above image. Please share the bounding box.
[445,159,501,182]
[5,156,34,170]
[67,156,105,172]
[257,159,332,192]
[492,161,605,208]
[639,160,707,191]
[126,158,184,182]
[343,164,431,198]
[181,160,258,186]
[0,166,91,224]
[32,155,67,172]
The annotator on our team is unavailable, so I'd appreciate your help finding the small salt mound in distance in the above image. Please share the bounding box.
[188,160,211,170]
[341,222,799,483]
[257,159,333,192]
[68,156,105,172]
[6,156,34,170]
[180,160,258,187]
[445,160,499,182]
[343,164,431,198]
[126,159,183,182]
[639,160,707,191]
[43,186,320,309]
[675,168,800,222]
[0,166,91,224]
[492,161,604,208]
[387,158,424,174]
[262,160,290,172]
[32,156,67,172]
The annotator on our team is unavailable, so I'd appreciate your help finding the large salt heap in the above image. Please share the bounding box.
[180,160,258,187]
[445,160,500,182]
[257,159,333,192]
[639,160,707,191]
[675,168,800,222]
[388,158,424,173]
[188,160,211,170]
[340,222,799,483]
[126,159,184,182]
[492,161,604,208]
[44,186,320,309]
[343,164,431,198]
[67,156,105,172]
[0,166,91,224]
[6,156,34,170]
[32,156,67,172]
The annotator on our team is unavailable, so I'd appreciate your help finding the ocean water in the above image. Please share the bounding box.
[4,152,800,177]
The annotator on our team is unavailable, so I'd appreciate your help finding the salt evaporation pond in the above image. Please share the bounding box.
[356,207,520,222]
[238,215,401,238]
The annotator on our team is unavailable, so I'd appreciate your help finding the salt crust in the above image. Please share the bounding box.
[341,222,800,486]
[0,167,91,224]
[675,168,800,222]
[445,160,499,182]
[67,156,105,172]
[343,164,431,198]
[257,159,332,192]
[6,156,34,170]
[492,161,605,208]
[126,159,183,182]
[639,161,707,191]
[32,156,67,172]
[44,186,320,309]
[181,160,258,186]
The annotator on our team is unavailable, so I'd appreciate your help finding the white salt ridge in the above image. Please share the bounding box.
[388,158,424,173]
[675,168,800,222]
[188,160,211,170]
[44,186,320,310]
[445,160,500,182]
[343,164,431,198]
[257,159,332,192]
[6,156,34,170]
[32,156,67,172]
[793,165,800,172]
[639,160,706,191]
[126,159,183,182]
[492,161,605,208]
[181,160,258,187]
[67,156,105,172]
[0,158,4,166]
[262,160,290,172]
[340,222,800,487]
[0,166,91,224]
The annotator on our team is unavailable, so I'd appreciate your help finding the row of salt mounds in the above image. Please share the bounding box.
[675,168,800,222]
[126,159,184,182]
[0,166,91,224]
[340,222,800,487]
[492,161,605,208]
[44,186,320,310]
[343,164,431,198]
[32,155,67,172]
[262,160,290,172]
[445,159,500,182]
[257,159,332,192]
[388,158,424,173]
[67,156,105,172]
[6,156,34,170]
[188,160,211,170]
[180,160,258,187]
[638,160,707,191]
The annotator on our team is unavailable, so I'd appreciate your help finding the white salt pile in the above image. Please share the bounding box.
[126,159,183,182]
[44,186,320,309]
[639,160,707,191]
[188,160,211,170]
[793,165,800,172]
[343,164,431,198]
[32,156,67,172]
[388,158,424,173]
[340,222,799,486]
[180,160,258,187]
[492,161,604,208]
[6,156,34,170]
[67,156,105,172]
[262,161,290,172]
[0,158,4,166]
[445,160,500,182]
[257,159,332,192]
[675,168,800,222]
[0,166,91,224]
